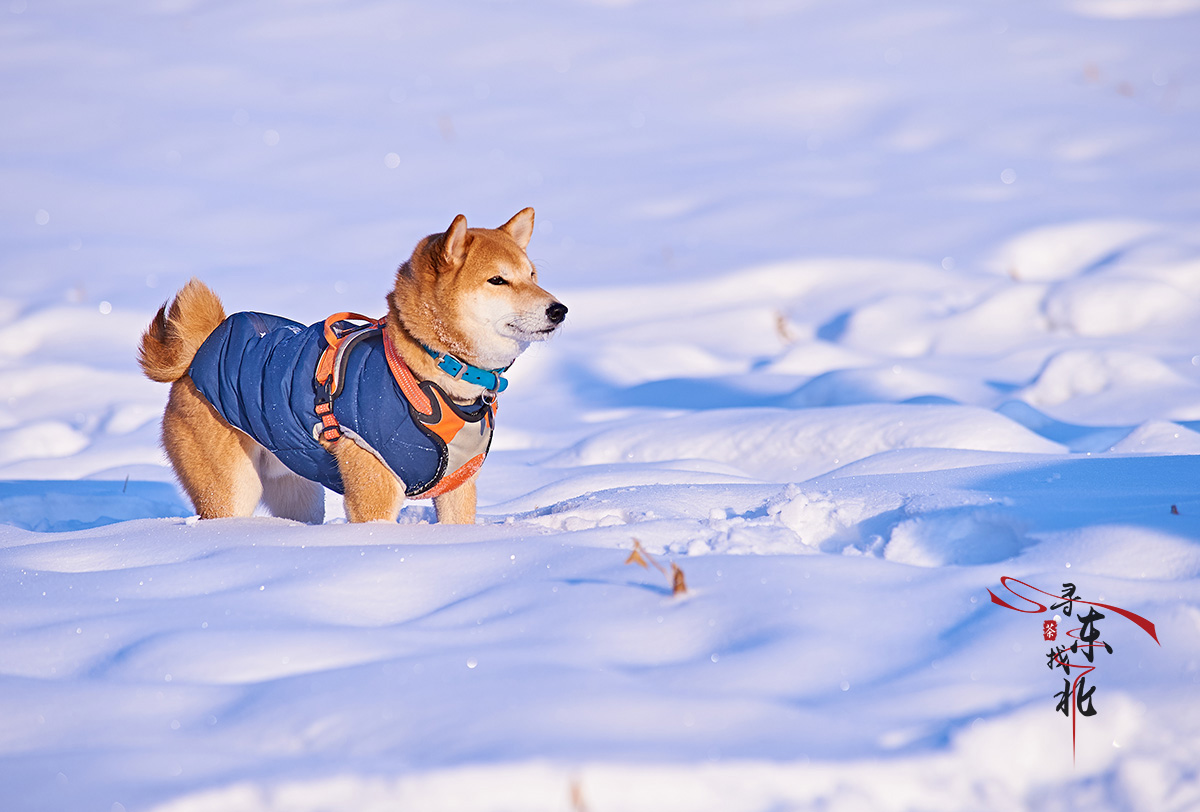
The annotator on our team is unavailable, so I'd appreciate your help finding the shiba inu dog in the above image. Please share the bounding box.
[138,208,566,524]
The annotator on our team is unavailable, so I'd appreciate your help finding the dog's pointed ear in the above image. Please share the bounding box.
[440,214,469,268]
[500,207,534,250]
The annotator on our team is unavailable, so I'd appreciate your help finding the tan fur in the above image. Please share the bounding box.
[433,475,477,524]
[326,438,405,523]
[140,209,564,524]
[138,278,228,383]
[386,209,562,404]
[161,376,263,519]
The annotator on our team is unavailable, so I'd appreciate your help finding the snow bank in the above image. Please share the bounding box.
[988,220,1160,282]
[550,404,1065,483]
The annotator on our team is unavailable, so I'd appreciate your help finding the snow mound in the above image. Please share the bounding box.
[144,692,1199,812]
[882,505,1030,567]
[1022,350,1184,403]
[1066,0,1200,19]
[785,363,993,408]
[550,404,1066,482]
[767,485,896,550]
[1110,421,1200,454]
[1019,349,1200,423]
[1042,276,1192,337]
[0,421,90,468]
[988,221,1160,281]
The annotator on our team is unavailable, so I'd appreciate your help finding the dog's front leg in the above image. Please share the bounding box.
[327,439,405,522]
[433,475,477,525]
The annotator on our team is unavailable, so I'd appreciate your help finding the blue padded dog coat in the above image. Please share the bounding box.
[188,312,494,497]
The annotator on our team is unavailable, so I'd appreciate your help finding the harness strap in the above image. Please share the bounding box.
[312,315,498,498]
[422,453,486,499]
[315,312,381,389]
[383,328,434,415]
[313,312,382,444]
[314,400,342,443]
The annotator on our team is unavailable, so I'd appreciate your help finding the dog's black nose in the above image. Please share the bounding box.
[546,302,568,324]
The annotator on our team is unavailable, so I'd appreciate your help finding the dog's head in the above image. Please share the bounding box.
[391,208,567,370]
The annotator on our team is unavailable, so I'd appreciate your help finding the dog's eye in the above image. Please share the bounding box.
[487,276,508,286]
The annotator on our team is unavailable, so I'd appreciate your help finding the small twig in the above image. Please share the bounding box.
[569,778,588,812]
[625,538,687,596]
[670,563,688,596]
[774,310,798,344]
[626,538,667,575]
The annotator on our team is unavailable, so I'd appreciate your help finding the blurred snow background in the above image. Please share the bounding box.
[2,1,1199,810]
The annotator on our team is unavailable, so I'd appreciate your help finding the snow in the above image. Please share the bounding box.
[3,1,1200,810]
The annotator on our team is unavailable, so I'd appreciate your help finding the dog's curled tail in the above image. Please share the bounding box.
[138,278,227,383]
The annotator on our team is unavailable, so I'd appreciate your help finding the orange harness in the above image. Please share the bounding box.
[313,312,496,499]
